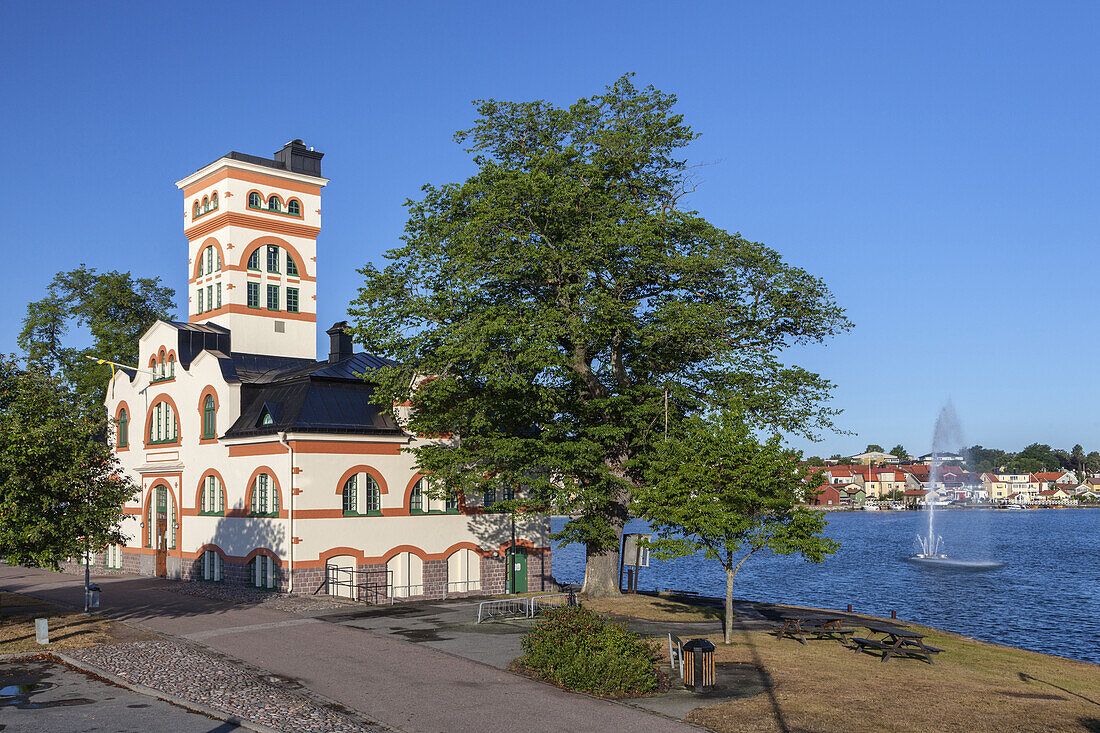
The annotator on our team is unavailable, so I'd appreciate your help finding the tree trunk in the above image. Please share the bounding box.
[724,564,734,644]
[582,534,623,598]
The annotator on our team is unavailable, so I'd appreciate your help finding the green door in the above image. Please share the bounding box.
[508,548,528,593]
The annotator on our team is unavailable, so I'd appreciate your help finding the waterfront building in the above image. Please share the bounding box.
[95,141,551,597]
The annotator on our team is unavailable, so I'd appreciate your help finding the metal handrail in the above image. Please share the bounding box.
[528,593,572,617]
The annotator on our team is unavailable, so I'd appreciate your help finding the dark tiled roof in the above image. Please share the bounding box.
[222,352,403,439]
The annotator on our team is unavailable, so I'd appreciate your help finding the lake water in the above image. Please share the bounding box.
[550,508,1100,665]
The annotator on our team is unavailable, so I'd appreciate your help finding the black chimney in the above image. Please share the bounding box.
[327,322,353,364]
[273,139,324,177]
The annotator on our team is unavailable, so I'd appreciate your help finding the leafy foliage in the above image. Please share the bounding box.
[518,605,659,696]
[0,355,137,569]
[889,444,910,461]
[348,75,850,594]
[636,411,838,643]
[19,266,174,407]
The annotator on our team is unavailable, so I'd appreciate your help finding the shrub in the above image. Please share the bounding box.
[518,605,659,696]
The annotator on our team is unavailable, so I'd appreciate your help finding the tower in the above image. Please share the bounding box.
[175,140,328,359]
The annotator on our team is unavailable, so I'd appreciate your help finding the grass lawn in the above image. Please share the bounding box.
[583,593,724,623]
[0,591,151,654]
[683,625,1100,733]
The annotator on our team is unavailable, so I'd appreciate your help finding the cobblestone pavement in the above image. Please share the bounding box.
[66,641,386,733]
[165,581,359,614]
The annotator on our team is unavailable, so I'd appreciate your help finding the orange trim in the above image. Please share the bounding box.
[197,385,220,442]
[184,211,320,241]
[189,304,316,323]
[194,468,227,513]
[191,237,226,279]
[300,541,499,569]
[293,509,347,519]
[291,440,402,455]
[114,400,131,452]
[142,394,182,449]
[335,465,390,495]
[183,167,322,198]
[245,465,283,516]
[143,481,180,550]
[402,473,425,514]
[227,442,287,457]
[237,236,311,278]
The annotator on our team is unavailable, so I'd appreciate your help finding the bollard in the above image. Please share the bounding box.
[682,639,716,693]
[35,618,49,645]
[891,610,897,619]
[847,604,853,613]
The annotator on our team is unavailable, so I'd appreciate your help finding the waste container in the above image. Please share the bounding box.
[682,638,716,692]
[86,583,101,610]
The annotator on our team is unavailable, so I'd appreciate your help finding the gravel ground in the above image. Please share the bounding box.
[165,581,359,613]
[66,641,385,733]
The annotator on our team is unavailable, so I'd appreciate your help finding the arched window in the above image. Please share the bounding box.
[200,475,225,515]
[201,549,223,581]
[342,475,357,516]
[117,408,128,448]
[266,245,280,273]
[287,199,301,216]
[247,250,259,270]
[267,195,280,212]
[445,493,458,512]
[447,548,481,593]
[249,555,276,589]
[149,401,178,444]
[250,473,279,516]
[193,201,200,217]
[249,192,262,208]
[202,196,209,212]
[202,395,216,439]
[210,192,218,210]
[168,355,175,378]
[286,255,299,277]
[205,247,214,274]
[410,479,424,514]
[215,247,221,271]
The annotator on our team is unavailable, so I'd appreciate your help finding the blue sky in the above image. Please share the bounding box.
[2,1,1098,457]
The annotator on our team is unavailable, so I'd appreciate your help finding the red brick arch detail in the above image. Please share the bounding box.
[114,400,131,451]
[239,235,311,279]
[379,545,432,563]
[143,480,180,549]
[242,547,281,564]
[334,465,389,495]
[194,543,228,560]
[443,541,491,558]
[197,385,220,443]
[402,473,426,514]
[194,468,227,511]
[143,394,182,448]
[245,465,284,517]
[319,547,367,565]
[191,237,225,279]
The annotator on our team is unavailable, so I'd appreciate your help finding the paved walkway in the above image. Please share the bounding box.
[0,566,697,732]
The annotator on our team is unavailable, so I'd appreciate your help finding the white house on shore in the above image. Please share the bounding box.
[92,140,551,599]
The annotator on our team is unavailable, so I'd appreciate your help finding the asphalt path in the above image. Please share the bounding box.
[0,659,242,733]
[0,566,696,732]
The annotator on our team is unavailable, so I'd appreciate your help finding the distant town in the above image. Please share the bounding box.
[805,448,1100,509]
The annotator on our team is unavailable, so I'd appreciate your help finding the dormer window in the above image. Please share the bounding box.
[192,201,200,218]
[287,200,301,216]
[267,195,281,212]
[261,413,274,426]
[257,401,279,427]
[210,192,218,209]
[202,196,209,212]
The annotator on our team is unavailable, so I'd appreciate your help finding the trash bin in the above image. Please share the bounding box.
[682,638,716,692]
[86,583,101,610]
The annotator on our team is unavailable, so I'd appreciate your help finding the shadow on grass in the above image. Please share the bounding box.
[1018,672,1100,708]
[1079,718,1100,732]
[739,629,790,733]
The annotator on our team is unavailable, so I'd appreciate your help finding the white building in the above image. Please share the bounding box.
[100,141,551,598]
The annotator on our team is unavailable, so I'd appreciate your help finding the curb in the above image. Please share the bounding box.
[51,651,281,733]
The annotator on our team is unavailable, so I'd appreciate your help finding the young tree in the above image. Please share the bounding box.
[0,355,136,570]
[19,266,175,408]
[889,444,910,461]
[865,444,884,453]
[636,411,838,643]
[349,76,849,596]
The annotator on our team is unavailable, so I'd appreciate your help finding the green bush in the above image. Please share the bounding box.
[518,605,659,696]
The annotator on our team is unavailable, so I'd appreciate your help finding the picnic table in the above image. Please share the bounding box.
[773,613,857,646]
[852,622,944,664]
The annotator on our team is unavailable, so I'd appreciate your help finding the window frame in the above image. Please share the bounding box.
[286,287,299,314]
[250,474,279,517]
[267,284,279,311]
[201,549,224,582]
[202,395,216,439]
[247,250,260,270]
[117,408,129,448]
[266,245,280,274]
[287,199,301,217]
[200,474,225,516]
[247,281,260,308]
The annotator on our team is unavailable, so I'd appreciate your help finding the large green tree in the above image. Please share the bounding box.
[19,266,175,406]
[349,76,850,596]
[636,411,838,643]
[0,355,136,569]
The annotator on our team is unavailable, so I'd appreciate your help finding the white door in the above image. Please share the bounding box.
[327,555,356,599]
[387,551,423,598]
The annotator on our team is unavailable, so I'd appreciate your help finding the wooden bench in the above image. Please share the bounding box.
[853,637,942,663]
